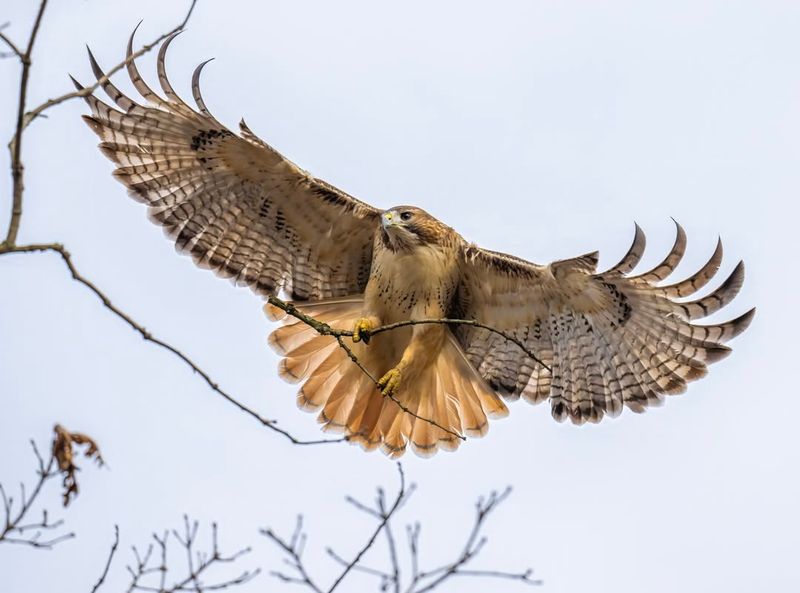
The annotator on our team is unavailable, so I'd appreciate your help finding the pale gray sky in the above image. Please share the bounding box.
[1,1,798,592]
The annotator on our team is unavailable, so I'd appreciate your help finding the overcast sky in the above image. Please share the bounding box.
[2,1,798,592]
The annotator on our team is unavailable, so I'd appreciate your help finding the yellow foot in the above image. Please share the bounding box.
[378,367,402,397]
[352,317,373,344]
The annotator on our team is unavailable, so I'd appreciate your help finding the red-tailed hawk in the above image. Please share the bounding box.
[77,31,754,457]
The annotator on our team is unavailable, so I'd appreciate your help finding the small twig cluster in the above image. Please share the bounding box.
[89,517,258,593]
[0,424,103,549]
[118,517,259,593]
[261,463,540,592]
[403,488,541,592]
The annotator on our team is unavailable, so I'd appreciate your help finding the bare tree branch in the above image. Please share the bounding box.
[327,464,411,593]
[377,487,402,593]
[0,243,343,447]
[410,487,541,592]
[0,441,68,549]
[22,1,198,131]
[0,425,104,549]
[125,517,259,593]
[90,525,121,593]
[261,464,411,593]
[266,298,550,373]
[1,1,196,248]
[370,319,550,373]
[0,22,24,59]
[326,548,391,582]
[3,0,48,247]
[268,297,553,440]
[261,516,322,593]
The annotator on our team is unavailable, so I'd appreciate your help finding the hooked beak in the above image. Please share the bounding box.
[382,211,398,229]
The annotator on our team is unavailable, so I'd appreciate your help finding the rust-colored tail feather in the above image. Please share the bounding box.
[267,297,507,457]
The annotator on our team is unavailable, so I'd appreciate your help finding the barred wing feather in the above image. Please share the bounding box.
[76,30,380,300]
[455,223,754,424]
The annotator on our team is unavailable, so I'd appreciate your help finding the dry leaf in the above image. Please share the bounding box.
[52,424,103,506]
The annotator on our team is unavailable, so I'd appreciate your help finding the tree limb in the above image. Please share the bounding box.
[3,0,48,247]
[0,243,342,447]
[22,1,198,132]
[327,464,411,593]
[266,297,549,372]
[410,487,541,592]
[260,516,322,593]
[0,22,24,59]
[90,525,121,593]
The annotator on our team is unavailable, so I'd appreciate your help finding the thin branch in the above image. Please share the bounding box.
[406,523,421,588]
[370,319,550,373]
[343,496,382,520]
[0,243,342,446]
[2,1,194,248]
[377,488,402,593]
[326,464,410,593]
[0,440,69,549]
[269,296,551,441]
[325,548,390,580]
[266,297,550,372]
[411,487,540,593]
[4,0,48,247]
[443,568,542,584]
[91,525,121,593]
[260,516,322,593]
[21,1,198,131]
[0,23,24,59]
[262,464,412,593]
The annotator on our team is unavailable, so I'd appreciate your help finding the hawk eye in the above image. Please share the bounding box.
[400,211,412,221]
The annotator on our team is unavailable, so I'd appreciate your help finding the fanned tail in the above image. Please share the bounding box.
[266,298,507,457]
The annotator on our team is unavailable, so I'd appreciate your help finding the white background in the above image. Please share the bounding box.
[1,1,797,592]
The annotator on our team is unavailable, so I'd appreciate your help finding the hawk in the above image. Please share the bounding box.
[76,31,754,457]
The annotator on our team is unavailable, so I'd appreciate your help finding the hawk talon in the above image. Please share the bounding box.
[352,318,373,344]
[378,368,402,397]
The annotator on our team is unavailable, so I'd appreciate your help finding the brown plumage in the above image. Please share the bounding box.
[77,32,755,457]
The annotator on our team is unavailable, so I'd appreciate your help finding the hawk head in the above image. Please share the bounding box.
[380,206,452,251]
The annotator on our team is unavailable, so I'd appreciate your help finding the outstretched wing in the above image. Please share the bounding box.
[454,223,754,424]
[76,31,380,300]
